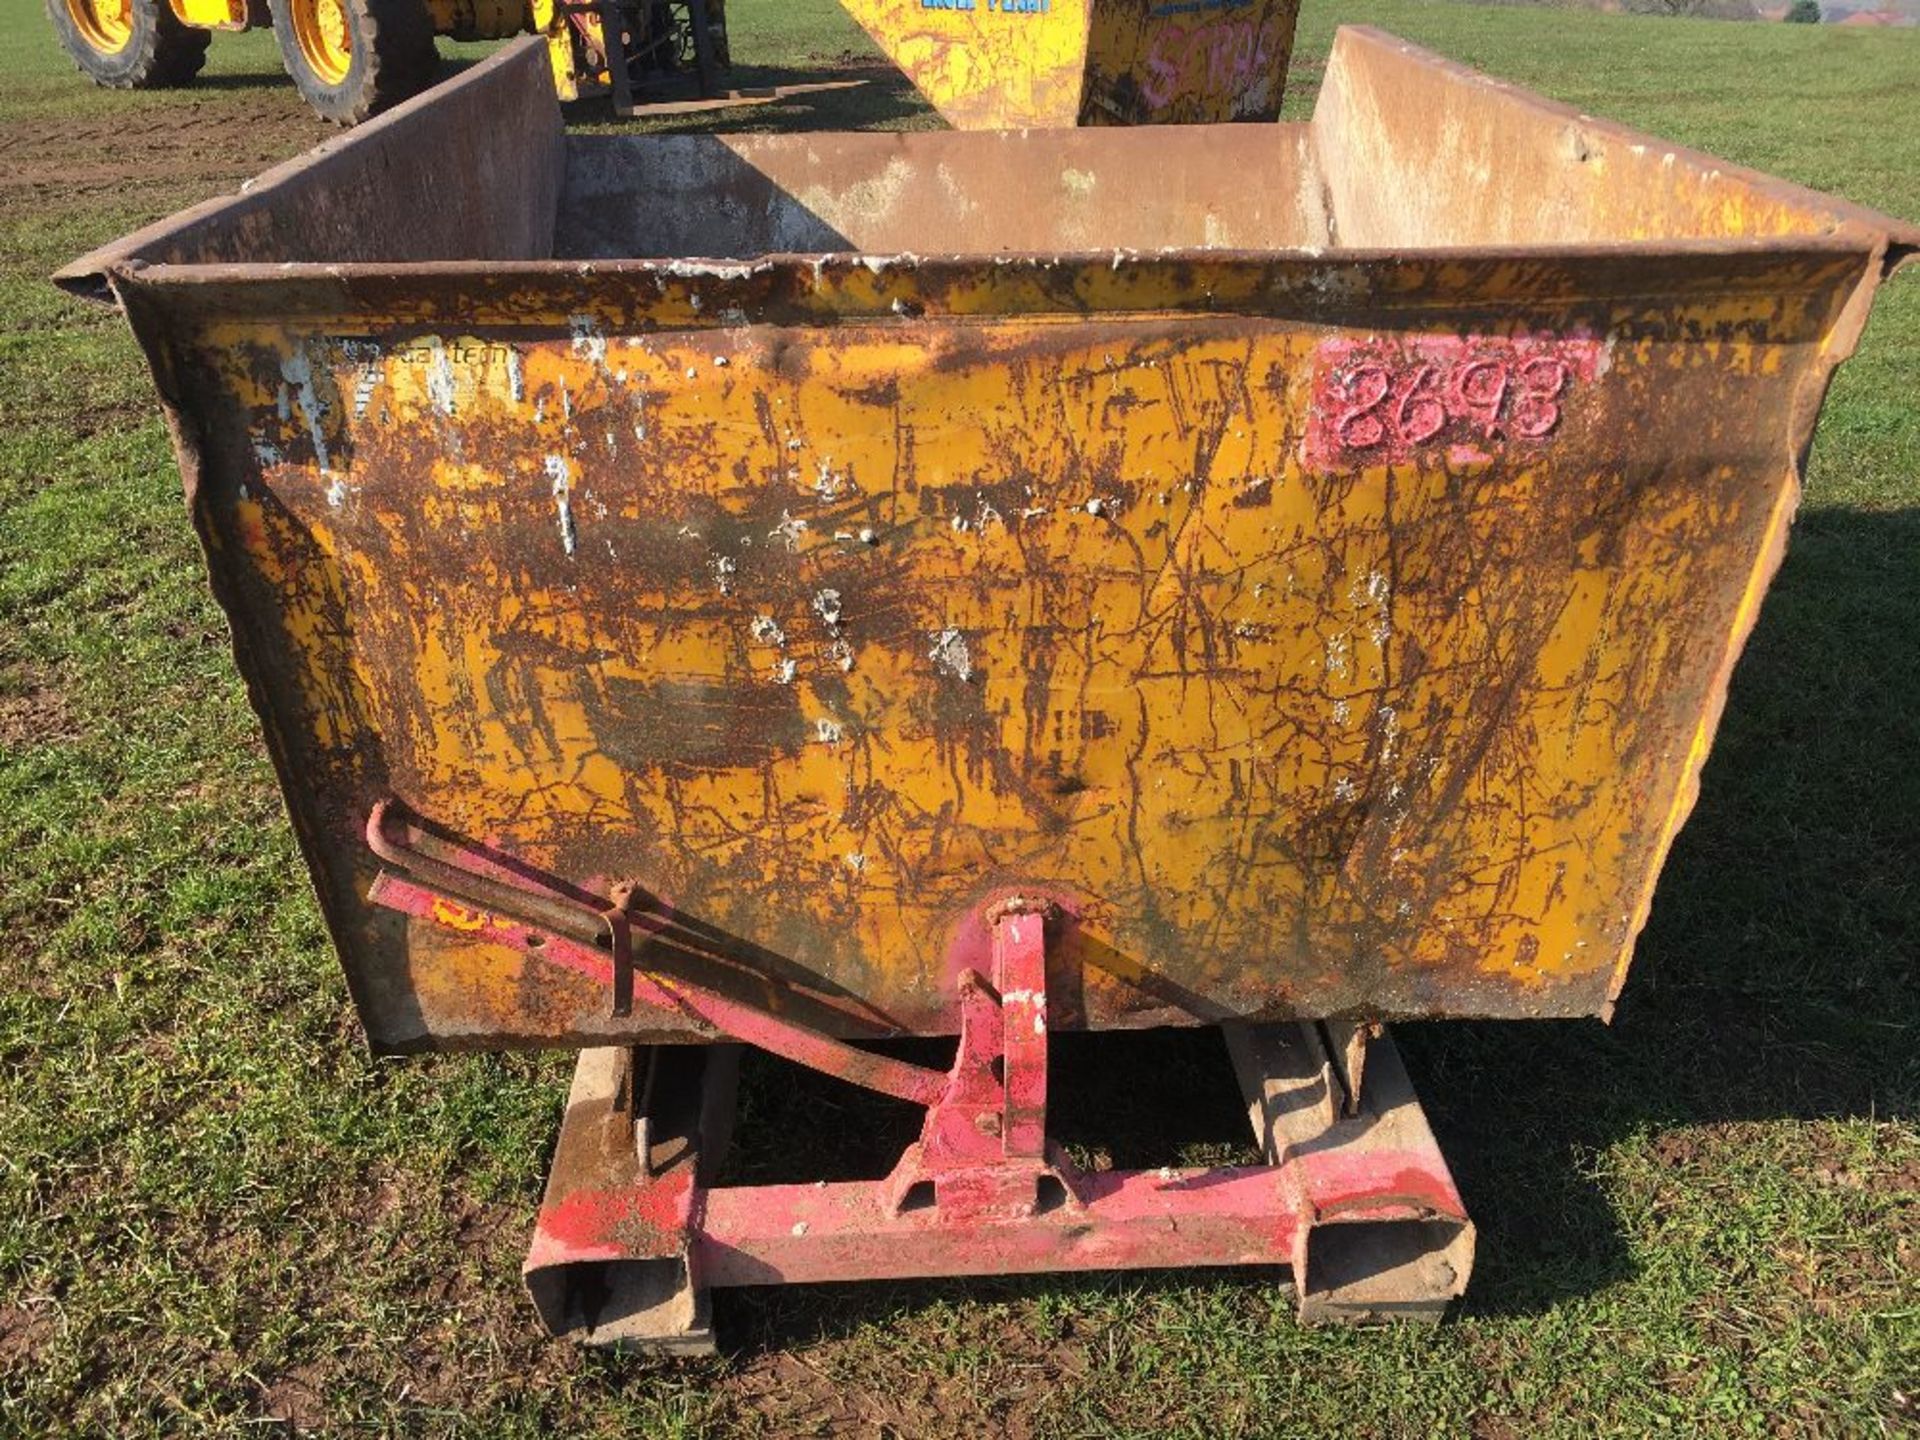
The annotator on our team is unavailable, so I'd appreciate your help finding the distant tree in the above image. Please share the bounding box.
[1786,0,1822,18]
[1626,0,1761,16]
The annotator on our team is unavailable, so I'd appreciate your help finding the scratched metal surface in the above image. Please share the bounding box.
[73,34,1917,1051]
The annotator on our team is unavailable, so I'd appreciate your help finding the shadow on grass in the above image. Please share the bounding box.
[562,60,932,133]
[181,71,298,89]
[697,503,1920,1345]
[171,55,930,132]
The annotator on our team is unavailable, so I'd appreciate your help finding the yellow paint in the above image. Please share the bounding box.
[196,271,1815,1039]
[1082,0,1299,123]
[287,0,353,85]
[838,0,1299,127]
[837,0,1093,128]
[168,0,247,29]
[432,898,494,931]
[542,14,582,101]
[66,0,132,51]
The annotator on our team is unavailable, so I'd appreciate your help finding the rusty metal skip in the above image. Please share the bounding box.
[57,28,1917,1350]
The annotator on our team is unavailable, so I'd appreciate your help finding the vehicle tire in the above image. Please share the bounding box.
[270,0,436,125]
[46,0,211,89]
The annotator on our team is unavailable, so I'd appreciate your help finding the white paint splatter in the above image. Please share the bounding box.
[928,628,972,681]
[545,454,577,558]
[770,511,807,550]
[568,314,607,364]
[812,588,843,631]
[1325,633,1350,678]
[845,852,867,873]
[425,338,457,416]
[278,348,331,473]
[828,639,855,674]
[1001,987,1048,1035]
[813,717,843,745]
[658,258,764,281]
[325,477,348,509]
[351,360,379,421]
[506,349,525,403]
[750,614,786,646]
[773,657,797,685]
[711,555,737,595]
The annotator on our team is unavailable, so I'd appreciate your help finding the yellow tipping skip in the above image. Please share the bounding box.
[72,33,1916,1051]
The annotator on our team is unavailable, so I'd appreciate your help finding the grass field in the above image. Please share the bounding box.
[2,0,1917,1434]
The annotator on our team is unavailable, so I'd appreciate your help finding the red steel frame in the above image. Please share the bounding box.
[365,805,1475,1351]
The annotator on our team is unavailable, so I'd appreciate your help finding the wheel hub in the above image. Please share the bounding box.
[292,0,352,85]
[66,0,133,54]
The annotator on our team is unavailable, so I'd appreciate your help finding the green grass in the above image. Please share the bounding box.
[2,0,1917,1434]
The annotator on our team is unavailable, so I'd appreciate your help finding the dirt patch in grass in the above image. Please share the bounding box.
[232,1171,577,1424]
[723,1318,1063,1437]
[0,667,76,748]
[254,1365,328,1431]
[0,1303,57,1369]
[0,95,320,222]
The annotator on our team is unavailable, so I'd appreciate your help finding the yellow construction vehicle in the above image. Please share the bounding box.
[47,0,1302,127]
[46,0,732,124]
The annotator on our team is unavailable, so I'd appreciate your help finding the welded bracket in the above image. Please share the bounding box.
[880,898,1081,1222]
[363,802,1472,1346]
[511,904,1473,1349]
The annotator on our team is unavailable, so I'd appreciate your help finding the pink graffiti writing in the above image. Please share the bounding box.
[1141,17,1269,111]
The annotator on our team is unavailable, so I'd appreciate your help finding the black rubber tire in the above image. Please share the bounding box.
[270,0,437,126]
[46,0,210,89]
